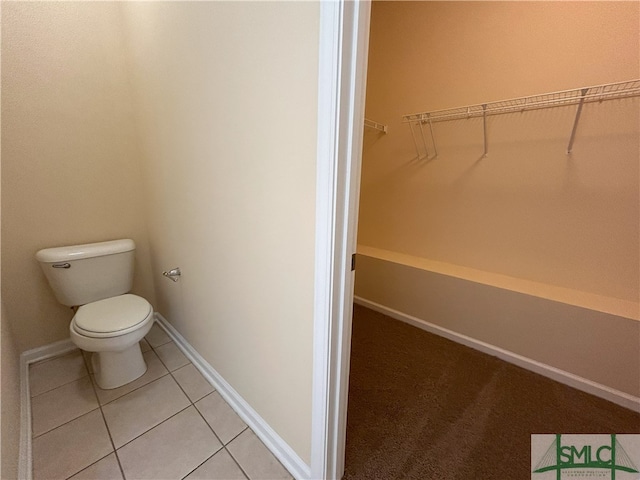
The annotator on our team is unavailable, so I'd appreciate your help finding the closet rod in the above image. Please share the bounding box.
[364,118,387,134]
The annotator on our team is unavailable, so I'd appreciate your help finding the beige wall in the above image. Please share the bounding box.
[121,2,319,464]
[2,1,319,465]
[1,3,156,352]
[359,1,639,302]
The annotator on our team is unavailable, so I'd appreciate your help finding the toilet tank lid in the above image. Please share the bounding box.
[36,239,135,263]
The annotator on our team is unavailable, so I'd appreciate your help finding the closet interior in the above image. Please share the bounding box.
[345,1,640,477]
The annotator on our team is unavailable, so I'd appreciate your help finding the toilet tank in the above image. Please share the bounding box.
[36,239,136,306]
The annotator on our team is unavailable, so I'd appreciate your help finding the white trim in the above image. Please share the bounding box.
[18,338,77,480]
[154,314,310,480]
[354,296,640,413]
[20,337,76,365]
[356,245,639,321]
[311,1,340,476]
[311,1,370,479]
[311,2,342,479]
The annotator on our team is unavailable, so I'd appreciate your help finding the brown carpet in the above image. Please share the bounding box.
[343,304,640,480]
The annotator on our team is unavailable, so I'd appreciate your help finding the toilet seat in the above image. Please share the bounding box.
[73,294,153,339]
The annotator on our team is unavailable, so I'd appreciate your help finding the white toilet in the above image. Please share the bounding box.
[36,239,154,390]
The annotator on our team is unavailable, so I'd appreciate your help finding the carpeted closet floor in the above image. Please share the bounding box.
[343,305,640,480]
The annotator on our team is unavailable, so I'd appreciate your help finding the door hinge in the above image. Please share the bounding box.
[351,253,356,271]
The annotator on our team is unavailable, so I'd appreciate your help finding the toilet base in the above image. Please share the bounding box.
[91,343,147,390]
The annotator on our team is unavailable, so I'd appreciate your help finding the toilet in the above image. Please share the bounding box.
[36,239,154,390]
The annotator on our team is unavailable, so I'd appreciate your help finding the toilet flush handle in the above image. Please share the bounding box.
[162,267,181,282]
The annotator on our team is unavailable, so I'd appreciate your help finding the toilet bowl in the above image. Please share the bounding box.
[70,294,154,389]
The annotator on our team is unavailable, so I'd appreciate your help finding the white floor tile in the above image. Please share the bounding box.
[185,449,247,480]
[32,410,113,480]
[102,375,190,448]
[196,392,247,445]
[29,350,87,397]
[173,363,215,402]
[155,342,190,371]
[140,338,152,353]
[68,453,123,480]
[117,406,222,480]
[31,376,99,437]
[227,430,292,480]
[145,322,172,347]
[30,343,292,480]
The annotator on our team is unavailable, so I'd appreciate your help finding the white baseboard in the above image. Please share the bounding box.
[354,296,640,413]
[154,313,312,480]
[19,338,77,480]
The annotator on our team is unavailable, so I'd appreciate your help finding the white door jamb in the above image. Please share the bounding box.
[311,1,370,479]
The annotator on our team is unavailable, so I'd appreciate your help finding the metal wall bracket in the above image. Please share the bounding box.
[364,118,387,134]
[566,88,589,154]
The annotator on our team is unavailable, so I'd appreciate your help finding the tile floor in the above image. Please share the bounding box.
[29,322,293,480]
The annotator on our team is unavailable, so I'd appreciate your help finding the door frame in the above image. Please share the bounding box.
[311,1,371,479]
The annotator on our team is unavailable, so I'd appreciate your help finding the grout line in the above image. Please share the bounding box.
[179,446,224,480]
[87,336,197,456]
[152,346,190,374]
[93,370,171,408]
[149,321,273,480]
[155,355,234,480]
[227,451,251,480]
[181,377,227,448]
[146,322,174,349]
[29,372,90,399]
[225,425,250,446]
[227,450,251,480]
[113,403,193,451]
[28,348,81,367]
[148,336,197,404]
[32,333,274,480]
[178,441,250,480]
[81,351,127,480]
[224,429,252,480]
[191,400,225,445]
[186,386,250,458]
[196,391,215,402]
[32,405,101,440]
[167,365,201,404]
[63,452,116,480]
[165,349,251,480]
[28,349,86,390]
[145,333,173,348]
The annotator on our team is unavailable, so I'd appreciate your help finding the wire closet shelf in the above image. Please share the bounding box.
[402,79,640,158]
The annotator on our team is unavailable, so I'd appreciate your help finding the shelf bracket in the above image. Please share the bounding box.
[418,118,430,158]
[409,120,421,159]
[427,113,438,158]
[482,104,488,157]
[364,118,387,134]
[567,88,589,154]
